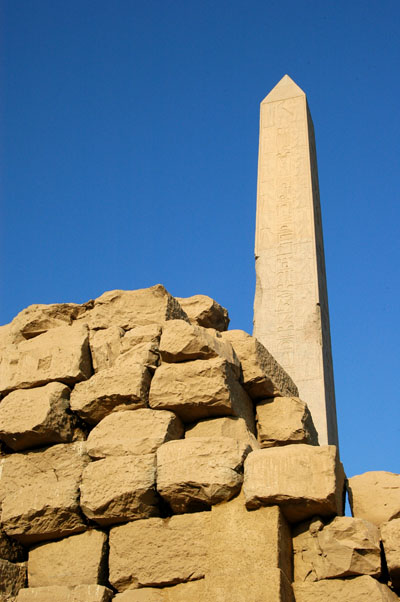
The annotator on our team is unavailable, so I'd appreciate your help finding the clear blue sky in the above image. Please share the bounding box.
[1,1,399,480]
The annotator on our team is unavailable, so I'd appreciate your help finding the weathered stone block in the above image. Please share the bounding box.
[0,559,26,597]
[244,444,345,522]
[121,324,162,348]
[10,302,88,340]
[113,581,205,601]
[89,327,124,372]
[256,397,318,448]
[156,437,250,512]
[381,518,400,588]
[109,513,210,591]
[80,455,158,525]
[348,471,400,526]
[0,529,26,563]
[221,329,298,398]
[0,383,73,451]
[293,576,399,601]
[149,357,255,430]
[28,530,107,587]
[0,323,92,395]
[185,416,259,450]
[16,585,113,602]
[175,295,229,331]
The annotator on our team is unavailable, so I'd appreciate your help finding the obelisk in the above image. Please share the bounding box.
[253,75,339,446]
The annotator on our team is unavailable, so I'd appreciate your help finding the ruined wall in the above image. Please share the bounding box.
[0,285,398,601]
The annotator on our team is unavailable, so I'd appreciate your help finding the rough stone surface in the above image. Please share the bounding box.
[175,295,229,331]
[0,323,92,395]
[89,327,160,374]
[0,383,73,451]
[70,364,151,424]
[78,285,187,330]
[28,530,107,587]
[292,516,381,582]
[9,302,90,340]
[0,529,26,562]
[293,575,399,601]
[80,454,158,525]
[381,518,400,588]
[211,568,294,602]
[156,437,250,512]
[149,357,255,431]
[86,409,184,458]
[348,471,400,526]
[244,444,345,522]
[113,581,205,602]
[0,559,26,597]
[109,512,210,591]
[16,585,113,602]
[221,329,298,398]
[121,324,162,349]
[256,396,318,448]
[185,416,259,450]
[89,327,124,372]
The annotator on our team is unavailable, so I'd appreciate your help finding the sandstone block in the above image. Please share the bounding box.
[221,329,298,398]
[293,516,381,582]
[0,323,92,395]
[89,327,160,373]
[89,327,124,372]
[113,581,205,602]
[210,568,294,602]
[86,409,183,458]
[149,357,255,430]
[293,576,399,601]
[156,437,250,512]
[80,455,158,525]
[10,302,89,340]
[244,444,345,522]
[159,320,239,371]
[381,518,400,588]
[116,343,159,371]
[28,530,107,587]
[185,416,259,450]
[121,324,162,348]
[70,364,151,424]
[256,396,318,448]
[109,512,210,591]
[0,559,26,597]
[348,471,400,526]
[0,383,73,451]
[0,529,26,562]
[175,294,229,331]
[16,585,113,602]
[79,285,187,330]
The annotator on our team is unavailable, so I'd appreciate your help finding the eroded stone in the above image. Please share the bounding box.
[293,576,399,601]
[0,559,26,597]
[185,416,259,450]
[16,585,113,602]
[348,471,400,526]
[175,295,229,331]
[256,396,318,448]
[381,518,400,588]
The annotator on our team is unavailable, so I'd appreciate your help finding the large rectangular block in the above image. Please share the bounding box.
[293,576,399,601]
[16,585,113,602]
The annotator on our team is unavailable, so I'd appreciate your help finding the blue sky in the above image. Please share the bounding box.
[1,0,399,480]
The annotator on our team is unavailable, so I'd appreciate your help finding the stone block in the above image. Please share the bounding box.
[28,530,107,587]
[348,471,400,526]
[293,516,381,582]
[211,568,294,602]
[0,559,26,597]
[113,581,205,601]
[109,512,210,591]
[0,529,26,562]
[175,294,229,331]
[220,329,298,398]
[149,357,255,430]
[9,302,89,341]
[70,363,151,424]
[16,585,113,602]
[121,324,162,348]
[89,327,124,372]
[244,444,345,522]
[185,416,259,450]
[0,383,73,451]
[86,409,183,458]
[80,455,158,525]
[381,518,400,588]
[256,397,318,448]
[293,576,399,601]
[0,323,92,395]
[156,437,250,512]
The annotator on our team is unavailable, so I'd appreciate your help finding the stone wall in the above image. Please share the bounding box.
[0,285,398,601]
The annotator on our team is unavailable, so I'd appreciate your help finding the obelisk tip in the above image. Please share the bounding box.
[261,74,305,103]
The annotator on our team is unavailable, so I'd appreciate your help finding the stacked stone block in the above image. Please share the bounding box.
[0,285,398,601]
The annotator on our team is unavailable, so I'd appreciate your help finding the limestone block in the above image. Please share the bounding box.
[0,443,89,544]
[0,383,73,451]
[89,327,124,372]
[9,302,89,340]
[293,576,399,601]
[70,364,151,424]
[80,455,158,525]
[121,324,162,349]
[116,343,159,371]
[156,437,250,512]
[220,329,298,398]
[293,516,381,582]
[210,568,294,602]
[79,285,187,330]
[0,559,26,597]
[28,530,107,587]
[348,471,400,526]
[256,397,318,448]
[175,294,229,331]
[0,323,92,395]
[185,416,259,450]
[0,529,26,562]
[113,581,205,601]
[86,409,183,458]
[109,512,210,591]
[149,357,255,431]
[159,320,239,372]
[244,444,345,522]
[16,585,113,602]
[381,518,400,588]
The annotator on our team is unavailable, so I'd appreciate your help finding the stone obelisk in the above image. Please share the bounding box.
[253,75,338,446]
